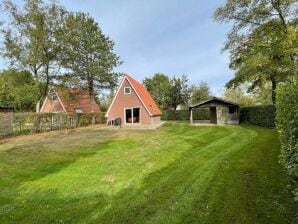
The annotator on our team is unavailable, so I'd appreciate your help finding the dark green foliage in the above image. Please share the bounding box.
[143,73,171,110]
[161,109,210,121]
[0,70,40,111]
[276,79,298,201]
[161,110,190,121]
[239,105,276,128]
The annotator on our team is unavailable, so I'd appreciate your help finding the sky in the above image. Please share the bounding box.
[0,0,233,95]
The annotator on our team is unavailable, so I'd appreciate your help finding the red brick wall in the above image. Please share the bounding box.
[107,79,153,125]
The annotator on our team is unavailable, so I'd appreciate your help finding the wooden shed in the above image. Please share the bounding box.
[189,97,239,125]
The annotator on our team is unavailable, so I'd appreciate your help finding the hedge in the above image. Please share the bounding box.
[161,109,210,121]
[239,105,276,128]
[1,112,106,137]
[276,79,298,201]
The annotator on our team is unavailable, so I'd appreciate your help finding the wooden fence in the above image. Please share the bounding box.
[0,112,106,137]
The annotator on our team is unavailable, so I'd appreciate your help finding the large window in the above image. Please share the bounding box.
[125,108,140,124]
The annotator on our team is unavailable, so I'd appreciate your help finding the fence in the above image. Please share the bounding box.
[0,112,107,137]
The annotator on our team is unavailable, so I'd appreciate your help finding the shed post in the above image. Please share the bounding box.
[190,108,193,124]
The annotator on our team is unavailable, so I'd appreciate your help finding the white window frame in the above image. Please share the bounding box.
[124,107,141,125]
[124,87,131,94]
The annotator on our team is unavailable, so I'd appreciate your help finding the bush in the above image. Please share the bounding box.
[0,112,107,137]
[239,105,276,128]
[161,110,189,120]
[161,109,210,121]
[276,79,298,201]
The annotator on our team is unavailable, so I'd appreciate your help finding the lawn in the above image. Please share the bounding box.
[0,122,296,224]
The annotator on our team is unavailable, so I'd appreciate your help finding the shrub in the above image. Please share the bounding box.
[0,112,106,137]
[161,110,189,120]
[276,79,298,201]
[239,105,276,128]
[161,109,210,121]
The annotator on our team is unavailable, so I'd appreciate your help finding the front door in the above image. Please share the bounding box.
[125,108,140,124]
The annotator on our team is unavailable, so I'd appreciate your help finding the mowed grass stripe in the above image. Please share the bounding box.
[0,122,295,224]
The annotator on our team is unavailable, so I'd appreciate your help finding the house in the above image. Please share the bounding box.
[189,97,240,124]
[105,74,162,125]
[40,88,100,113]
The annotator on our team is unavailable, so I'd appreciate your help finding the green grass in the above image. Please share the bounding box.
[0,122,296,223]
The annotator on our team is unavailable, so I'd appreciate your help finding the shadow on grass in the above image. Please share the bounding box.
[0,124,296,224]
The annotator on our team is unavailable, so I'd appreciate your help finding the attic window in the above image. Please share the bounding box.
[51,94,58,101]
[124,87,131,94]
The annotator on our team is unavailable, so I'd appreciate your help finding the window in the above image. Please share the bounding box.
[229,107,236,113]
[125,108,140,124]
[75,108,83,113]
[51,94,58,101]
[124,87,131,94]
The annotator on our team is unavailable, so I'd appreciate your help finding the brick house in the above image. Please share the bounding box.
[105,74,162,125]
[40,88,100,113]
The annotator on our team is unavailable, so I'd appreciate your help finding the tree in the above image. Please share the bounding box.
[0,0,67,106]
[143,73,171,110]
[190,81,212,105]
[59,12,121,113]
[0,70,40,111]
[214,0,298,104]
[167,75,190,110]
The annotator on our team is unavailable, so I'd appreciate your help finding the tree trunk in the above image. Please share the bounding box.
[88,78,96,125]
[271,76,277,105]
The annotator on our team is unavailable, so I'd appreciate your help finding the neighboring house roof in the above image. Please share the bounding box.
[190,97,240,109]
[0,106,15,110]
[106,74,161,117]
[41,88,100,113]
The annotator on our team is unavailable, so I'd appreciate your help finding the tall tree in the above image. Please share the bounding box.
[214,0,298,104]
[190,81,212,105]
[167,75,190,110]
[59,12,121,113]
[143,73,171,110]
[0,70,40,111]
[0,0,67,106]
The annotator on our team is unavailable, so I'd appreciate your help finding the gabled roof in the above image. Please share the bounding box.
[125,75,161,116]
[106,74,161,117]
[41,88,100,113]
[190,97,240,109]
[0,106,15,110]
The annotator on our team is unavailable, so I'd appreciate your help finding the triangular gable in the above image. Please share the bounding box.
[105,74,161,117]
[40,89,66,112]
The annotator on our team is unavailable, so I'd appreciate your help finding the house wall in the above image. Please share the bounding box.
[216,106,239,124]
[40,98,65,113]
[107,79,152,125]
[151,115,161,124]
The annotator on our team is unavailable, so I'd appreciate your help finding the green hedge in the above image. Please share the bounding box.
[0,112,107,136]
[276,79,298,201]
[239,105,276,128]
[161,109,210,121]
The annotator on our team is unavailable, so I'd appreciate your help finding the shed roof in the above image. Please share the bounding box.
[190,97,240,109]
